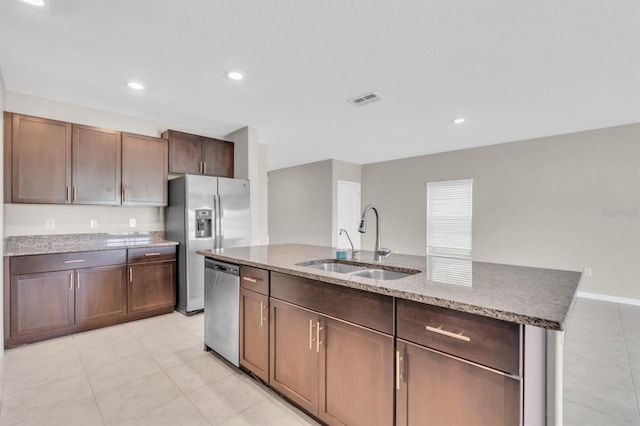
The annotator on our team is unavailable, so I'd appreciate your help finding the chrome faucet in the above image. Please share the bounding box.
[358,204,391,261]
[339,228,358,259]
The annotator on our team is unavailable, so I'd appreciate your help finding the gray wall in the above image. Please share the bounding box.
[269,160,333,246]
[361,124,640,300]
[269,159,362,246]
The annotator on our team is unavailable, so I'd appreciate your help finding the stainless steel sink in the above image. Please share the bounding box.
[296,259,420,280]
[350,269,414,280]
[303,261,366,274]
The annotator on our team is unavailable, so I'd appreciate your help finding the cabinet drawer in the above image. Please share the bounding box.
[271,272,393,335]
[240,266,269,295]
[127,246,176,264]
[11,250,127,275]
[396,299,520,375]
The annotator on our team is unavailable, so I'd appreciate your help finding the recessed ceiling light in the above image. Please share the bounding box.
[227,71,245,81]
[127,81,145,90]
[20,0,46,6]
[452,117,466,124]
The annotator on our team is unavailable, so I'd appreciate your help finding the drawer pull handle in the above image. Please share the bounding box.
[63,259,85,264]
[242,277,259,283]
[143,253,162,257]
[129,267,133,282]
[426,325,471,342]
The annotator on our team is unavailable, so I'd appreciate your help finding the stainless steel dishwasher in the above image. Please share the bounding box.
[204,258,240,367]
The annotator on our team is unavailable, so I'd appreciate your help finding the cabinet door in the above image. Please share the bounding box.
[240,288,269,382]
[396,339,520,426]
[10,270,74,337]
[75,265,127,328]
[128,261,176,314]
[72,124,121,204]
[122,133,168,206]
[270,298,320,416]
[202,137,234,177]
[11,114,72,204]
[319,317,394,426]
[165,130,202,174]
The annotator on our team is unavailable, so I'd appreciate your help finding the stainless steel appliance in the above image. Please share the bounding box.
[165,175,250,314]
[204,258,240,366]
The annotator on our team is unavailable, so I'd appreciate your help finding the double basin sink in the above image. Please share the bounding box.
[296,259,420,281]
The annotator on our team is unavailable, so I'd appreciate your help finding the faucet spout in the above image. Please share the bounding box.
[358,204,391,261]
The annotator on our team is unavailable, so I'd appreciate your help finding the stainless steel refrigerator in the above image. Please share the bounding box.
[165,175,250,314]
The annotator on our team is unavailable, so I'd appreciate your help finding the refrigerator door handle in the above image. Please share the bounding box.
[218,195,224,249]
[214,194,223,249]
[213,194,219,249]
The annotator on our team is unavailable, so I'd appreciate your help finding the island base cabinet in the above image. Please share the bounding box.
[270,298,394,425]
[396,339,520,426]
[269,299,320,416]
[319,317,394,426]
[10,270,74,338]
[240,288,269,383]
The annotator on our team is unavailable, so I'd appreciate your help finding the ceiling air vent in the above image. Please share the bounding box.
[348,91,383,106]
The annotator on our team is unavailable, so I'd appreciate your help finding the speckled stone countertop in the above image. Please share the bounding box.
[4,232,179,256]
[197,244,582,331]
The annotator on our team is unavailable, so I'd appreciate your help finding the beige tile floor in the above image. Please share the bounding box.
[0,312,318,425]
[0,298,637,425]
[563,298,640,425]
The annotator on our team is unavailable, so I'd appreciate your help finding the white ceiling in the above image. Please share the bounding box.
[1,1,638,171]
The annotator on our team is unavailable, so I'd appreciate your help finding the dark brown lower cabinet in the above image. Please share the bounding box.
[10,265,127,341]
[128,261,176,315]
[240,287,269,383]
[10,270,74,338]
[5,247,177,348]
[396,339,520,426]
[270,298,394,425]
[319,317,394,426]
[270,298,320,415]
[76,265,127,327]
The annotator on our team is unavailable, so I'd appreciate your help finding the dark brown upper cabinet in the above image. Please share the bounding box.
[72,124,122,205]
[5,112,169,206]
[162,129,234,178]
[11,114,72,204]
[121,133,168,206]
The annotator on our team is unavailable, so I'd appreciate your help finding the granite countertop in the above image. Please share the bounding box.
[197,244,582,331]
[4,232,179,256]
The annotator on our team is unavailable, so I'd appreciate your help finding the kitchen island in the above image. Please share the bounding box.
[198,243,581,426]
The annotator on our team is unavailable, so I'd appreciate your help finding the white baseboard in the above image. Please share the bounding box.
[577,291,640,306]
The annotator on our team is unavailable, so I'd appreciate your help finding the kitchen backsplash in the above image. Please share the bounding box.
[3,204,163,236]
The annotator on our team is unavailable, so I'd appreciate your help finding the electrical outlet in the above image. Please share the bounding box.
[129,218,137,228]
[45,219,55,230]
[90,219,98,229]
[584,267,592,277]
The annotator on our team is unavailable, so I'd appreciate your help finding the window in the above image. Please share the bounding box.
[426,179,473,258]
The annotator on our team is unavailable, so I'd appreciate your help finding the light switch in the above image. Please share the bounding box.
[90,219,98,229]
[583,267,592,277]
[129,218,137,228]
[45,219,55,230]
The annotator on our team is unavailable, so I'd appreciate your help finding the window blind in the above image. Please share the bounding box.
[426,179,473,257]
